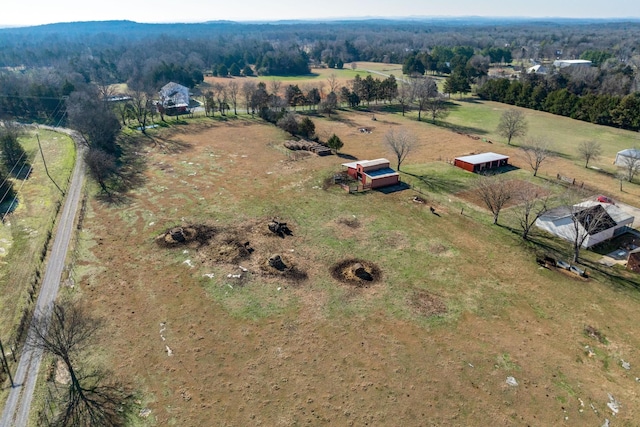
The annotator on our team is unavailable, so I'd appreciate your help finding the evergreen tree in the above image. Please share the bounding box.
[327,134,343,153]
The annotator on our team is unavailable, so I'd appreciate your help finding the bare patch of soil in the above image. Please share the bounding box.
[336,216,361,229]
[411,291,447,317]
[330,259,382,287]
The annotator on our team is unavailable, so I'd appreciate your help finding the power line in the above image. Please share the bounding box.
[0,94,66,101]
[37,134,64,195]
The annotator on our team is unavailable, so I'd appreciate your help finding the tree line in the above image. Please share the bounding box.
[478,70,640,131]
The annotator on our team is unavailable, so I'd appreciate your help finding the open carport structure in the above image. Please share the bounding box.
[454,152,509,173]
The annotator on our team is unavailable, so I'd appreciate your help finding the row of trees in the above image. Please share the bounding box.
[479,75,640,131]
[4,20,640,71]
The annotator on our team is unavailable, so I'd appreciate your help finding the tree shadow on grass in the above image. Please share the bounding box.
[147,134,192,154]
[434,120,490,137]
[401,171,468,194]
[93,137,148,206]
[337,153,358,160]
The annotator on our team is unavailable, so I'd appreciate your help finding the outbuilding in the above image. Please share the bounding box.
[454,152,509,173]
[342,158,400,189]
[627,248,640,273]
[553,59,592,68]
[614,148,640,166]
[535,201,634,248]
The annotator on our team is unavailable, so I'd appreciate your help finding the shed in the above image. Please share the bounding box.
[614,148,640,166]
[627,248,640,273]
[341,158,400,189]
[454,152,509,173]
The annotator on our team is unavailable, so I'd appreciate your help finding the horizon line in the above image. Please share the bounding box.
[2,15,640,29]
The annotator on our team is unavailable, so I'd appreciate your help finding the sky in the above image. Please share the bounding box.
[2,0,639,27]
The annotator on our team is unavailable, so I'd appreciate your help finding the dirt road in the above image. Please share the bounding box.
[0,128,85,427]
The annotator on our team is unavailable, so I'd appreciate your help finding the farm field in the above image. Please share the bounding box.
[202,61,404,92]
[63,106,640,426]
[0,129,75,367]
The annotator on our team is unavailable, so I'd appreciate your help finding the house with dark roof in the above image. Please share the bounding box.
[535,201,634,248]
[158,82,190,115]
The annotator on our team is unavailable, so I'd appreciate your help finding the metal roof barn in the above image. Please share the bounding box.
[454,152,509,173]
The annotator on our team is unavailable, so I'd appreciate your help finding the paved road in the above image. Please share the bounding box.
[1,128,85,427]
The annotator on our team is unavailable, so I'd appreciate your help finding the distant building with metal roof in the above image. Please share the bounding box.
[453,152,509,173]
[553,59,592,68]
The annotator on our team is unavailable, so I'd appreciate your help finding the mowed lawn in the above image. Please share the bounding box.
[67,106,640,426]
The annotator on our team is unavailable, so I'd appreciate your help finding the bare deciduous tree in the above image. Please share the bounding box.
[384,128,416,171]
[319,92,338,117]
[268,79,282,98]
[577,140,602,168]
[617,148,640,182]
[327,73,340,94]
[129,89,152,133]
[512,185,549,239]
[28,301,134,427]
[242,81,257,115]
[475,175,512,225]
[568,201,614,263]
[410,77,438,121]
[212,83,228,116]
[397,82,412,116]
[497,109,527,145]
[424,96,450,123]
[521,137,553,177]
[227,81,239,115]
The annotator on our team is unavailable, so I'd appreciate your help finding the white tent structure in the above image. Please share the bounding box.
[615,148,640,166]
[535,201,634,248]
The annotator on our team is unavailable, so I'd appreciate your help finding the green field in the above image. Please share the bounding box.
[0,128,75,391]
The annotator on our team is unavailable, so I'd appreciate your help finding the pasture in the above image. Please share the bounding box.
[65,106,640,426]
[0,129,74,369]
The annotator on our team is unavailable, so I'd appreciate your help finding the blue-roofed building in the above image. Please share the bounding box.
[341,158,400,189]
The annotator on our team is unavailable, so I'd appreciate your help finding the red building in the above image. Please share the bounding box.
[342,158,400,189]
[627,248,640,273]
[454,152,509,173]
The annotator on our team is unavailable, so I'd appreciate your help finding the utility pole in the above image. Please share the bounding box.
[0,338,14,387]
[37,134,64,195]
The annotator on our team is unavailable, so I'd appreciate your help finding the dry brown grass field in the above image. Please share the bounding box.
[67,108,640,426]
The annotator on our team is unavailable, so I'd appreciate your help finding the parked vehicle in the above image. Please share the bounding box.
[556,260,571,270]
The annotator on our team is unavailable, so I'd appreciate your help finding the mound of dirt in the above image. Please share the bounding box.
[330,259,381,287]
[156,224,216,247]
[411,291,447,317]
[336,217,361,229]
[260,253,308,282]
